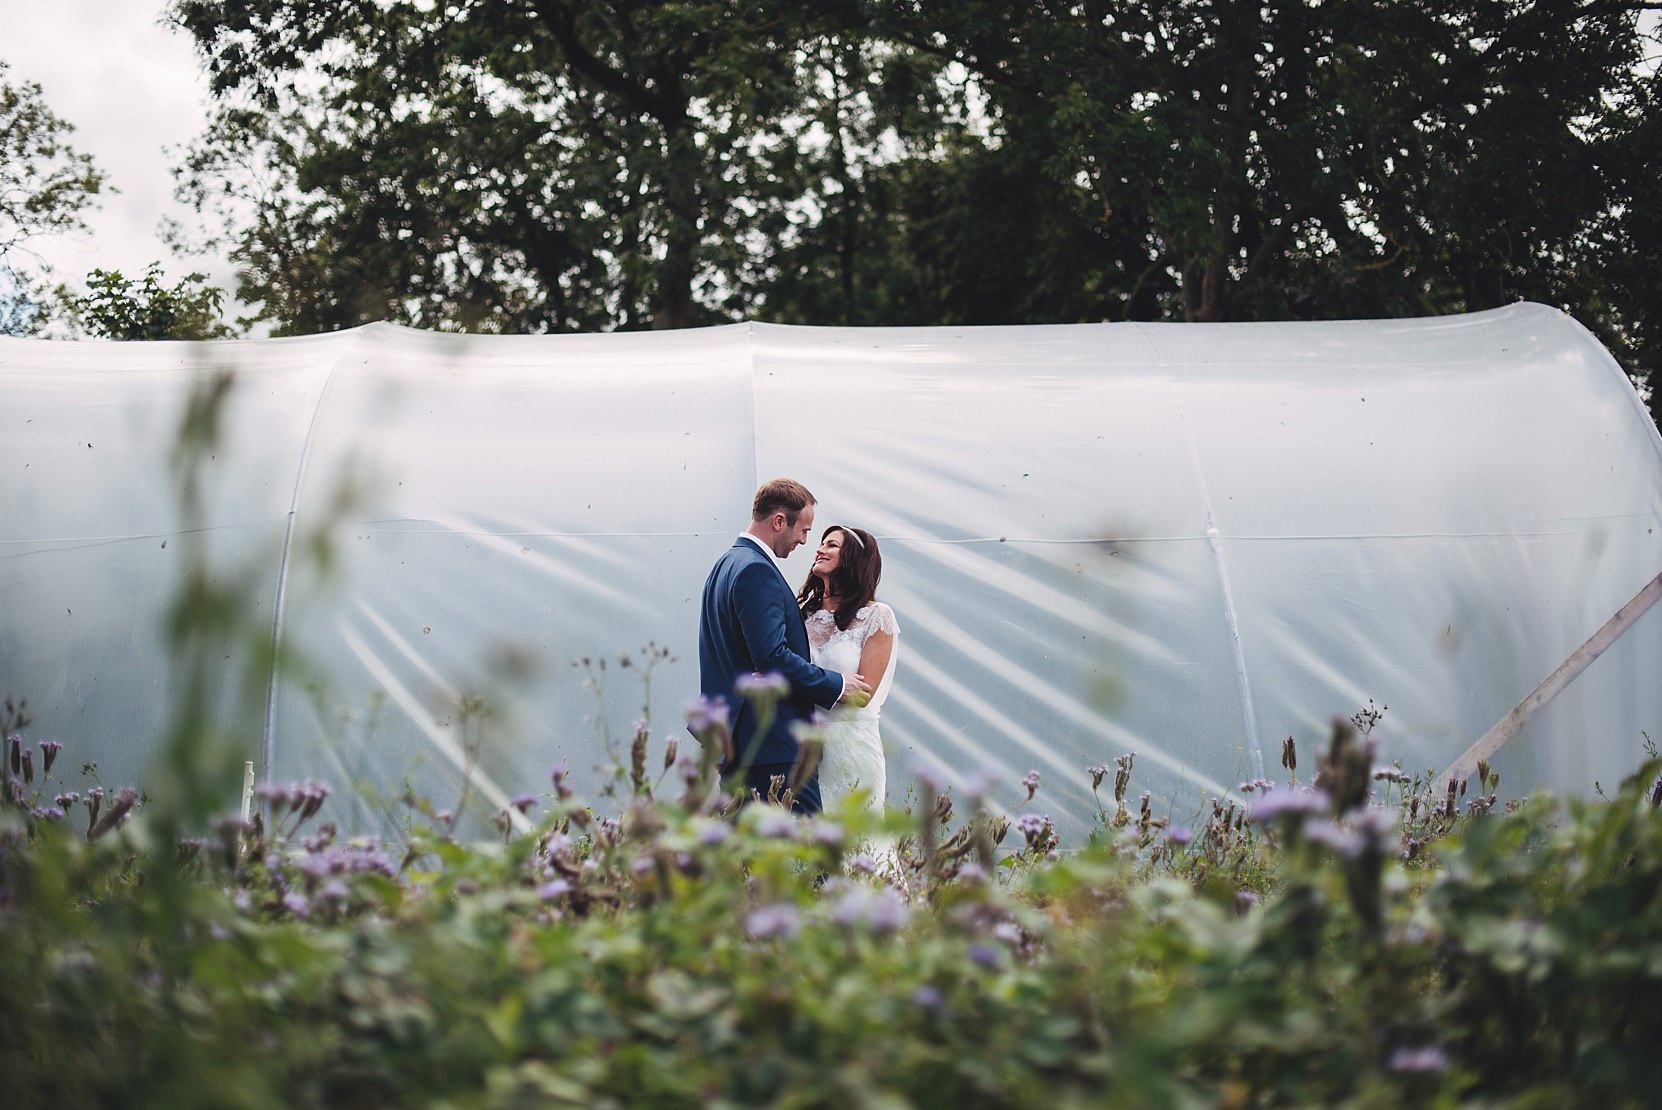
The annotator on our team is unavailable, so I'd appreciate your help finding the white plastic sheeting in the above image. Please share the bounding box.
[4,303,1661,842]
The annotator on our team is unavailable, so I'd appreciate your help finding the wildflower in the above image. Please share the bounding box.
[87,786,136,840]
[7,734,18,777]
[282,891,310,918]
[55,791,79,809]
[1236,890,1259,912]
[959,764,1000,803]
[537,879,573,901]
[39,740,61,776]
[1248,786,1331,825]
[696,821,730,847]
[911,985,946,1015]
[811,820,844,847]
[1015,813,1055,851]
[744,902,801,940]
[662,736,679,771]
[298,780,330,821]
[319,878,351,904]
[830,886,909,933]
[20,748,33,784]
[754,809,796,840]
[550,758,574,800]
[1088,764,1109,791]
[683,695,730,735]
[1022,770,1041,800]
[1388,1045,1450,1074]
[909,757,946,794]
[510,794,538,814]
[1303,818,1363,858]
[967,943,1002,969]
[847,852,878,875]
[734,672,790,699]
[1166,824,1193,849]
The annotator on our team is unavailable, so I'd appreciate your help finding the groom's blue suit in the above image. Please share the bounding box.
[699,537,842,808]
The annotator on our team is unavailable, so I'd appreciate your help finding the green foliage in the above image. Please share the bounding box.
[0,60,109,336]
[7,688,1662,1106]
[74,262,234,340]
[167,2,1661,418]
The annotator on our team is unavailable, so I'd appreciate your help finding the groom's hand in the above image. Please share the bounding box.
[838,673,872,708]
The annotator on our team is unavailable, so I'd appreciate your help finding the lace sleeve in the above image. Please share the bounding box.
[864,601,900,637]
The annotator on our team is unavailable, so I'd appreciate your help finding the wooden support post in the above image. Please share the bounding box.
[1442,568,1662,784]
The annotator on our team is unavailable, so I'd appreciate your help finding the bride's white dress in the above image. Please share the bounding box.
[807,601,900,811]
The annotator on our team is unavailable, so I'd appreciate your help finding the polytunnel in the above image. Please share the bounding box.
[4,301,1662,843]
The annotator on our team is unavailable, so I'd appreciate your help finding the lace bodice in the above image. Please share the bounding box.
[806,602,900,717]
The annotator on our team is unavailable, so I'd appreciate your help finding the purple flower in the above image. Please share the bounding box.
[1236,890,1259,912]
[1166,824,1193,849]
[683,695,730,735]
[734,672,790,699]
[549,759,573,799]
[744,902,801,940]
[847,852,878,875]
[1303,819,1362,858]
[830,886,909,934]
[962,765,1001,801]
[754,809,797,840]
[1022,770,1041,800]
[510,794,538,814]
[1014,813,1054,849]
[909,757,946,794]
[537,878,573,901]
[911,985,945,1014]
[697,821,730,846]
[1087,764,1109,790]
[282,891,310,918]
[1388,1045,1450,1074]
[811,820,844,847]
[1248,786,1331,825]
[967,943,1002,969]
[39,740,62,776]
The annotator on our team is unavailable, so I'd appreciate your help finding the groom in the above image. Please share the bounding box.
[698,478,870,813]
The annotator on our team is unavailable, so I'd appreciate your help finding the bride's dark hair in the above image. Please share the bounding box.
[798,525,881,631]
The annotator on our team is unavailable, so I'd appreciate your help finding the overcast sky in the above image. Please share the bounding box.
[5,0,237,309]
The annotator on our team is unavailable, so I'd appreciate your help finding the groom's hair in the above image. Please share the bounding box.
[752,478,815,524]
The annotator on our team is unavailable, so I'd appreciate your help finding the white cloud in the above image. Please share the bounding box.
[4,1,238,308]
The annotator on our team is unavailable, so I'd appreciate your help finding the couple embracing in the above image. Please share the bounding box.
[697,478,900,815]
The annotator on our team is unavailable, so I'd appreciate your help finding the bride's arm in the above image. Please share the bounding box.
[856,630,895,693]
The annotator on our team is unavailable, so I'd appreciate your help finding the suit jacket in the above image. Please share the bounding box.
[698,537,843,770]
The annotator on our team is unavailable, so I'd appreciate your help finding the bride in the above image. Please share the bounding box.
[797,525,899,812]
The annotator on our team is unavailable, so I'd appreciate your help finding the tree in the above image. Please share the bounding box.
[0,60,109,335]
[870,0,1661,415]
[74,262,233,340]
[169,2,1659,422]
[170,0,939,334]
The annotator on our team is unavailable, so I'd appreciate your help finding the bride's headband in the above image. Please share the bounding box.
[833,526,865,550]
